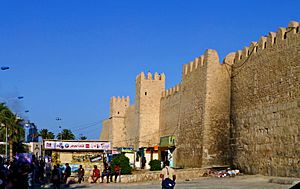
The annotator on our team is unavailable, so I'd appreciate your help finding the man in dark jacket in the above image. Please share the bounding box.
[63,163,71,184]
[51,165,61,189]
[77,165,84,184]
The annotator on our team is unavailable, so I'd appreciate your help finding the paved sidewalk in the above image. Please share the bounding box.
[38,175,298,189]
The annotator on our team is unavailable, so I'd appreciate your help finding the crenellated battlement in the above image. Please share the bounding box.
[136,71,165,82]
[232,21,300,65]
[161,83,181,98]
[110,95,130,118]
[182,55,205,75]
[110,96,130,103]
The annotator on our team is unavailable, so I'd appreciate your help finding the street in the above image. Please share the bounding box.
[48,175,295,189]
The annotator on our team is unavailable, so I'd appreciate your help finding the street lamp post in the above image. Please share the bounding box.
[59,126,62,140]
[56,117,62,141]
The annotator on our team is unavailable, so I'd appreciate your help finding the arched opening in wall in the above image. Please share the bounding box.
[118,112,120,114]
[264,42,267,49]
[273,37,276,44]
[145,92,147,95]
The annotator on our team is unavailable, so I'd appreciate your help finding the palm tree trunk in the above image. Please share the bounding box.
[9,140,13,160]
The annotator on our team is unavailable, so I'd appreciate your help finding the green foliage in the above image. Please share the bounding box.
[13,141,29,153]
[39,129,55,139]
[0,103,25,158]
[79,135,87,140]
[110,154,132,175]
[57,129,75,140]
[0,145,5,155]
[149,159,162,171]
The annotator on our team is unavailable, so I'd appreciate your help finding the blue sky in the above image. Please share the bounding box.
[0,0,299,139]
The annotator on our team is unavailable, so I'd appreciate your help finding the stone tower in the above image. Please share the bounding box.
[135,72,165,147]
[109,96,130,147]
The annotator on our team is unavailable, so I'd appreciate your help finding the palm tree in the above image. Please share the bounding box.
[39,129,55,139]
[0,103,25,159]
[47,132,55,139]
[57,129,75,140]
[79,134,87,140]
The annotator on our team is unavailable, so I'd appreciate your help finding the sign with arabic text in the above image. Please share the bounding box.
[44,140,111,150]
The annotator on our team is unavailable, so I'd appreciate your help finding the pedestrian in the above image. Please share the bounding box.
[77,165,85,184]
[91,165,100,183]
[63,163,71,184]
[56,164,62,182]
[45,163,51,183]
[39,160,45,183]
[141,157,146,169]
[160,160,176,189]
[51,165,61,189]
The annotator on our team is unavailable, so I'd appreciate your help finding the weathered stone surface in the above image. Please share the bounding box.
[230,22,300,177]
[120,168,206,183]
[100,21,300,177]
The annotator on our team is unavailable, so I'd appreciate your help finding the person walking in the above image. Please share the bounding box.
[141,157,146,169]
[77,165,85,184]
[51,165,61,189]
[160,160,176,189]
[63,163,71,184]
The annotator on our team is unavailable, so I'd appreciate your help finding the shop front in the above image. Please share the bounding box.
[43,140,111,175]
[159,135,176,168]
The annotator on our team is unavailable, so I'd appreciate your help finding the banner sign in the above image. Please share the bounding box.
[16,153,33,163]
[117,147,134,153]
[160,135,176,147]
[44,141,111,150]
[90,155,102,162]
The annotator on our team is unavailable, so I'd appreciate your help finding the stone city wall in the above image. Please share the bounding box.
[135,72,165,147]
[100,21,299,178]
[124,105,138,147]
[100,119,111,141]
[230,21,300,177]
[160,83,181,137]
[172,50,231,168]
[173,53,207,168]
[202,50,231,167]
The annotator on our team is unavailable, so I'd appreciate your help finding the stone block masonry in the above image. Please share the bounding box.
[229,21,300,177]
[100,21,300,177]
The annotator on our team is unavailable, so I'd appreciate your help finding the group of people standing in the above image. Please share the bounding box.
[0,156,53,189]
[50,163,72,189]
